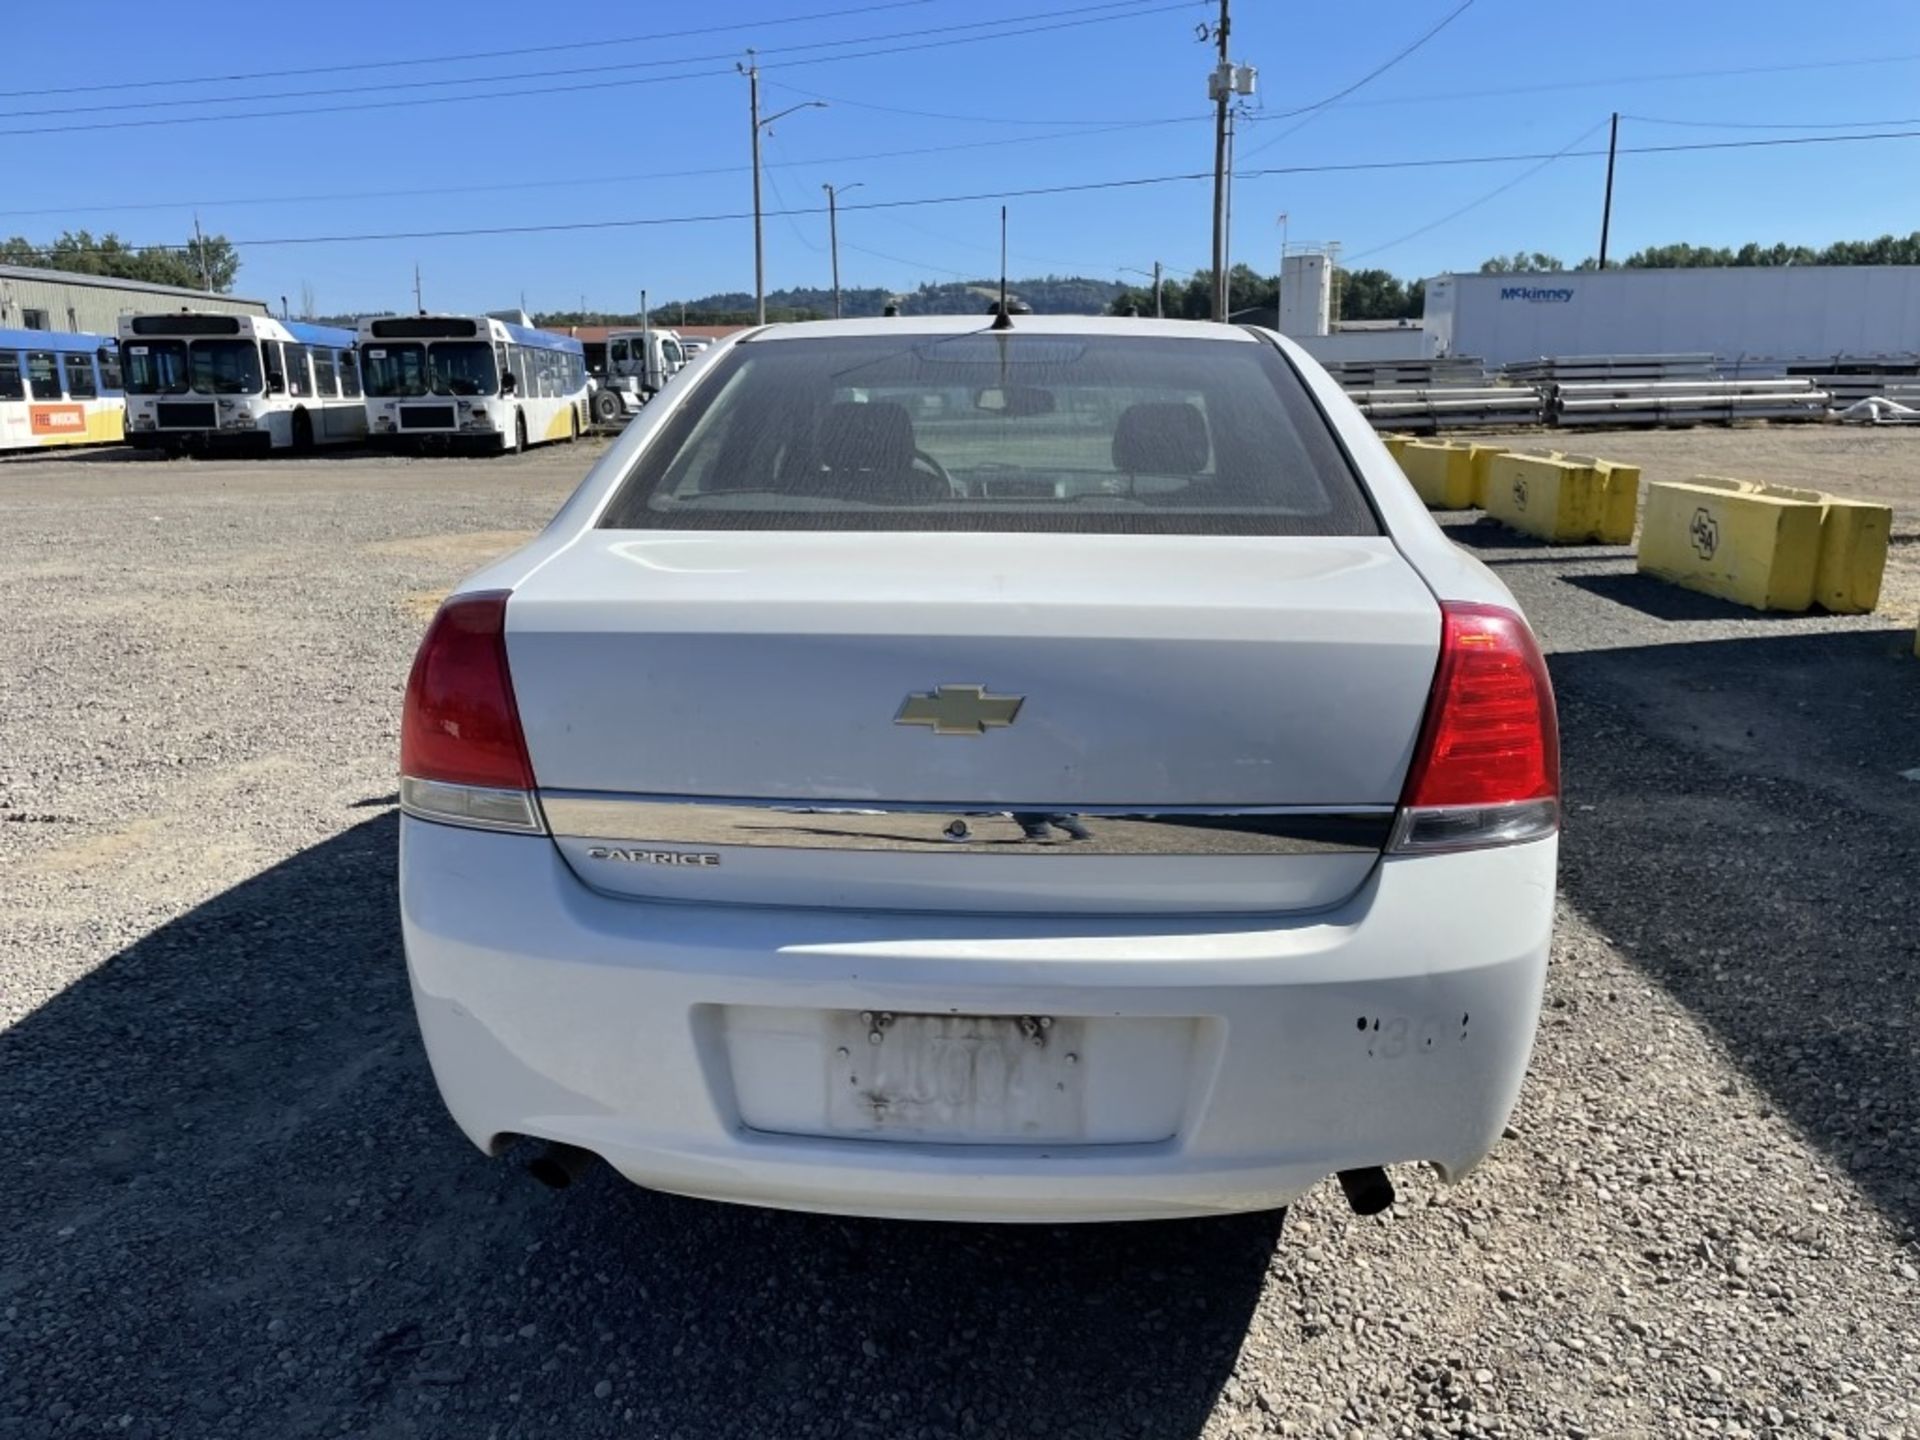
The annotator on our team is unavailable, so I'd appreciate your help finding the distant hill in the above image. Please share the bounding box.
[535,275,1131,327]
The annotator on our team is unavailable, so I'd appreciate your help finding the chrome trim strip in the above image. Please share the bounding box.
[539,792,1393,857]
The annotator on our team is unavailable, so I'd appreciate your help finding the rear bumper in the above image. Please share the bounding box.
[400,817,1554,1221]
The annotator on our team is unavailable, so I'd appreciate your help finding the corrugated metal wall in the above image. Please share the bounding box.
[0,271,268,336]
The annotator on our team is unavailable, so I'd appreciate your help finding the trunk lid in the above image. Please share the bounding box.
[506,531,1440,914]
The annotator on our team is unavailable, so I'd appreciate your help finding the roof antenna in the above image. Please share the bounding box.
[991,205,1014,330]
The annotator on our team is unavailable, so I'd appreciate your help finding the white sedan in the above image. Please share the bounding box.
[398,315,1557,1223]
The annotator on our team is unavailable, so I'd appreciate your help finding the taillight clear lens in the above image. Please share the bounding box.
[400,591,542,833]
[1393,602,1559,853]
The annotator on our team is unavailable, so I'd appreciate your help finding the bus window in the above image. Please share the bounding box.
[25,352,61,400]
[62,354,98,399]
[97,346,123,393]
[0,354,22,401]
[312,348,339,398]
[338,350,362,398]
[513,347,531,397]
[284,346,313,397]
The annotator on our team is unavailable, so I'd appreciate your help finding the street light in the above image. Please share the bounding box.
[822,181,865,320]
[739,50,827,326]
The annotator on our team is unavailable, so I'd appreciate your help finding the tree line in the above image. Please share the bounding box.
[1481,231,1920,272]
[3,229,242,293]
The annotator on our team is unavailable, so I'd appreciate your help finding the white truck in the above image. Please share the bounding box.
[590,327,686,425]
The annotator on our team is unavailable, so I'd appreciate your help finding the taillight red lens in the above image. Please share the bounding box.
[400,591,534,790]
[1401,602,1558,808]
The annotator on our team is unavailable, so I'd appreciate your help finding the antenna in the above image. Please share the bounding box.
[991,205,1014,331]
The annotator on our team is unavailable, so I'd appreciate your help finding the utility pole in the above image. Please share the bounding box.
[1208,0,1231,321]
[740,51,826,326]
[1205,3,1255,321]
[1153,260,1163,318]
[1598,111,1619,269]
[745,52,765,326]
[192,213,211,293]
[823,181,864,319]
[413,262,423,314]
[1275,212,1288,328]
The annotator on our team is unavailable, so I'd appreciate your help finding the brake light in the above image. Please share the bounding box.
[399,591,543,833]
[1392,601,1559,853]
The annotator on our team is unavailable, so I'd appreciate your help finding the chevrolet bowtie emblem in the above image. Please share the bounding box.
[895,684,1025,737]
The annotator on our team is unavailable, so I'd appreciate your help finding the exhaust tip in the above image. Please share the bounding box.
[1336,1166,1395,1216]
[527,1142,598,1190]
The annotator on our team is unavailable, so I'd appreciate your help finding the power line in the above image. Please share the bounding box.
[760,78,1192,126]
[840,240,978,279]
[1244,0,1466,136]
[1344,119,1612,261]
[0,1,1179,120]
[0,117,1204,220]
[1239,0,1474,161]
[1291,51,1920,116]
[0,0,936,99]
[1620,110,1920,131]
[33,125,1920,259]
[0,3,1204,136]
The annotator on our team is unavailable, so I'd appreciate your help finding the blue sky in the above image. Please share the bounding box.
[8,0,1920,316]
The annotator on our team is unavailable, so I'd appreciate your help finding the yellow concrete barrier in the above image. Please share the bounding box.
[1482,453,1613,543]
[1636,481,1823,611]
[1397,440,1476,509]
[1466,444,1509,508]
[1380,433,1414,464]
[1582,456,1642,546]
[1681,475,1891,613]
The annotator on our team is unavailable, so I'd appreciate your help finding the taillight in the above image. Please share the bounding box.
[1391,601,1559,853]
[399,591,544,834]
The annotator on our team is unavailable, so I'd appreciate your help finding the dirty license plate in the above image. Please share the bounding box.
[826,1011,1087,1144]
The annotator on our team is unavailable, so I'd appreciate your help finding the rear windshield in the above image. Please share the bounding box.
[598,333,1377,535]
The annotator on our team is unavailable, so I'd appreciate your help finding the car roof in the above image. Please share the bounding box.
[739,315,1260,342]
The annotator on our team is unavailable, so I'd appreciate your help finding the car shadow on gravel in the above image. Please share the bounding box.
[0,811,1281,1440]
[1550,626,1920,1242]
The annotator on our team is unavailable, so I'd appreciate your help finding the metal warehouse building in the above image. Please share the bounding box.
[0,264,269,336]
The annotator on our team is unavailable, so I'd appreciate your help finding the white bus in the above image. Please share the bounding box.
[358,314,588,453]
[0,328,125,453]
[118,314,367,454]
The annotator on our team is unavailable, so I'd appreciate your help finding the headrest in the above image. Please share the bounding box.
[1111,401,1210,475]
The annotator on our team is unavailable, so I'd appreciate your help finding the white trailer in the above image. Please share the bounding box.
[1424,266,1920,368]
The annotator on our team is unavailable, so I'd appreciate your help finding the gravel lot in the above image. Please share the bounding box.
[2,433,1918,1440]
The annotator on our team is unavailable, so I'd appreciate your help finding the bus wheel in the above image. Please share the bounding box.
[291,409,313,452]
[570,408,580,442]
[511,411,526,455]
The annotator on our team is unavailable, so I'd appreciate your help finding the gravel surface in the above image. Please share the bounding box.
[2,437,1918,1440]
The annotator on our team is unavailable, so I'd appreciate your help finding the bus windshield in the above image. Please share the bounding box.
[190,339,263,395]
[363,343,427,397]
[428,341,497,396]
[123,340,191,395]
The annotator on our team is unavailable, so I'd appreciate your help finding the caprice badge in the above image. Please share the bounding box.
[585,847,721,867]
[894,684,1025,737]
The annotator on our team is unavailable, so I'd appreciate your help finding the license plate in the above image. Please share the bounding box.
[826,1011,1087,1144]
